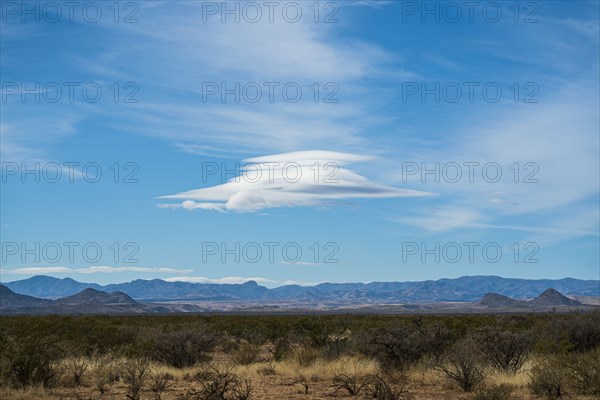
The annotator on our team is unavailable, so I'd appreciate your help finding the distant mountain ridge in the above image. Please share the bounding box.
[478,288,583,308]
[0,285,52,308]
[0,284,594,315]
[0,285,151,314]
[3,275,599,303]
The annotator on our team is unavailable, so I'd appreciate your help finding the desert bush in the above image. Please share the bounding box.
[120,357,148,400]
[473,384,514,400]
[152,327,218,368]
[477,327,533,374]
[63,357,89,386]
[293,375,310,395]
[230,376,252,400]
[436,336,485,392]
[529,356,568,399]
[320,328,352,358]
[234,343,260,365]
[364,373,410,400]
[541,312,600,353]
[289,342,320,367]
[331,372,370,396]
[565,348,600,395]
[189,364,253,400]
[0,335,60,388]
[257,362,276,376]
[91,353,119,395]
[272,337,291,361]
[148,369,172,400]
[363,320,452,371]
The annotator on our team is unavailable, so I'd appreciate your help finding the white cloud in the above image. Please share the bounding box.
[164,276,277,285]
[397,207,482,233]
[3,266,192,275]
[76,266,193,274]
[158,150,431,212]
[8,267,72,275]
[390,73,599,242]
[164,276,321,287]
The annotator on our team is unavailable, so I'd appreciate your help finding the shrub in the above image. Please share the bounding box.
[473,384,514,400]
[364,373,410,400]
[293,375,310,395]
[0,335,59,388]
[120,358,148,400]
[436,337,485,392]
[289,343,320,367]
[230,376,253,400]
[272,337,291,361]
[477,327,533,374]
[148,369,172,400]
[63,357,89,386]
[257,362,276,376]
[189,364,253,400]
[152,327,218,368]
[331,372,370,396]
[92,353,118,395]
[321,328,352,359]
[542,312,600,353]
[364,321,452,371]
[529,356,568,399]
[565,348,600,395]
[234,343,259,365]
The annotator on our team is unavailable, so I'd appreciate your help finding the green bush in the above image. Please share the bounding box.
[0,335,60,388]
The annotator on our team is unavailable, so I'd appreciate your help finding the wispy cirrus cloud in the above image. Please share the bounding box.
[164,276,321,287]
[158,150,432,212]
[6,267,73,275]
[4,266,193,275]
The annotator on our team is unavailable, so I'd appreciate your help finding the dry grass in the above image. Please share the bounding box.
[0,386,53,400]
[2,352,599,400]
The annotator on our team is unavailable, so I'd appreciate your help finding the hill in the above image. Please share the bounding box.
[0,285,52,309]
[529,288,583,307]
[478,292,523,307]
[0,287,152,315]
[53,288,138,305]
[478,288,585,309]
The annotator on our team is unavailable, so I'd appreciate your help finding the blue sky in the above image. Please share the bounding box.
[1,0,599,286]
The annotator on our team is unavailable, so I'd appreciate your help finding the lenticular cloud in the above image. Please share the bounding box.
[157,150,431,212]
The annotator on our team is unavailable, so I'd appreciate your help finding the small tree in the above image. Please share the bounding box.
[435,337,485,392]
[477,327,533,374]
[152,327,218,368]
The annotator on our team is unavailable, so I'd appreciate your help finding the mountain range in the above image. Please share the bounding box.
[0,283,594,315]
[2,275,599,304]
